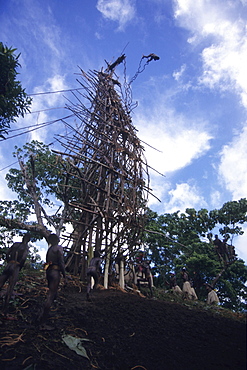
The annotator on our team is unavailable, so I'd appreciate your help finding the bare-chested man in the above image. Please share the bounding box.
[86,250,102,300]
[38,234,67,328]
[169,272,182,296]
[0,233,31,314]
[136,259,154,298]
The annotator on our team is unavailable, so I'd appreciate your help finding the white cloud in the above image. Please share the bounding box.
[147,178,171,208]
[6,1,67,76]
[218,125,247,200]
[174,0,229,35]
[164,182,207,213]
[0,169,16,201]
[136,108,212,175]
[173,64,186,81]
[96,0,136,30]
[95,31,103,40]
[173,0,247,108]
[143,128,210,174]
[210,189,222,208]
[136,105,211,212]
[39,24,62,59]
[35,75,68,107]
[21,74,68,143]
[199,27,247,107]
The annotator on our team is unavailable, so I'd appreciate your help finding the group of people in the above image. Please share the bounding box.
[0,234,221,327]
[0,232,103,326]
[0,233,67,329]
[169,267,219,305]
[209,234,237,265]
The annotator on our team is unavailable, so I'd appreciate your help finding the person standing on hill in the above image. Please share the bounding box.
[86,250,102,300]
[38,234,67,328]
[0,233,31,315]
[136,258,154,298]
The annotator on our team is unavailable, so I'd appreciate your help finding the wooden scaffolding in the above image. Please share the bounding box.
[55,55,155,283]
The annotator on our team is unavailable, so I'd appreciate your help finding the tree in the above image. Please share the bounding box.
[0,42,32,139]
[0,140,77,240]
[215,260,247,311]
[216,198,247,243]
[144,206,247,311]
[143,209,181,285]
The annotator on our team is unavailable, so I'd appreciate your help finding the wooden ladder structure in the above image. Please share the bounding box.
[54,56,154,286]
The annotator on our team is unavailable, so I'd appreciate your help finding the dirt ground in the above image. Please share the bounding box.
[0,272,246,370]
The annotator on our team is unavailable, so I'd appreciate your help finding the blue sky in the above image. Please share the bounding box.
[0,0,247,263]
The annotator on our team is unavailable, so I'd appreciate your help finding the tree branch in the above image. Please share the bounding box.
[0,216,50,239]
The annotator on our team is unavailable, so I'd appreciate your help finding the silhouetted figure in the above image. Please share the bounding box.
[106,54,126,71]
[38,234,66,329]
[0,233,31,314]
[191,270,203,291]
[189,273,198,301]
[86,251,102,300]
[213,234,228,264]
[169,272,182,296]
[142,53,160,62]
[136,259,153,297]
[213,234,222,254]
[228,244,237,261]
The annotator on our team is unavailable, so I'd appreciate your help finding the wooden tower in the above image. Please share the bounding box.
[55,55,153,285]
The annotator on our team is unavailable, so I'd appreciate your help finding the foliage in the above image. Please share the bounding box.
[0,229,28,262]
[216,198,247,243]
[0,140,89,270]
[216,260,247,312]
[0,42,32,139]
[143,204,247,311]
[26,243,42,265]
[6,141,65,206]
[0,140,82,239]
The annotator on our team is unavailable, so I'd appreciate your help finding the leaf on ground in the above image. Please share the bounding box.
[23,364,36,370]
[62,334,90,359]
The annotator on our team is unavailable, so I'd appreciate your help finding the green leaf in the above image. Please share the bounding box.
[62,334,91,359]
